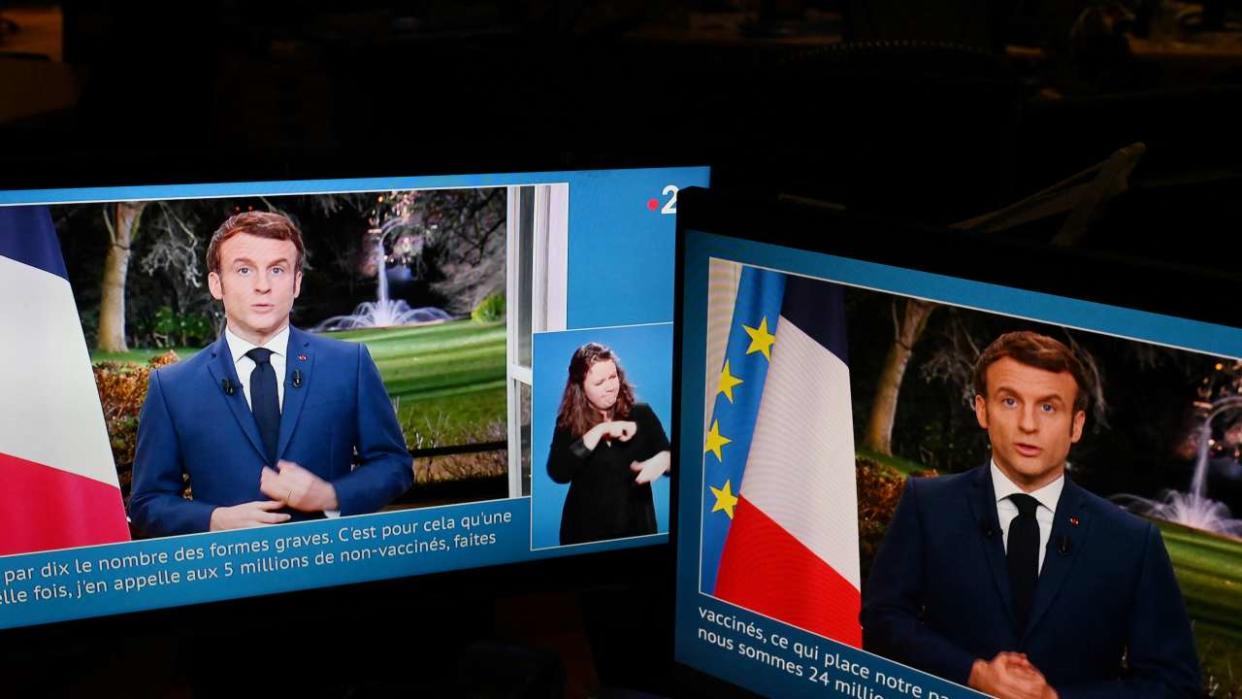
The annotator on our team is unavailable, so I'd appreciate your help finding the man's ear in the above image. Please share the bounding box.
[293,270,302,299]
[1070,409,1086,444]
[208,271,223,300]
[974,394,989,430]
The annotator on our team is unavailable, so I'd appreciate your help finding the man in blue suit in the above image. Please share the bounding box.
[130,211,413,536]
[861,331,1200,698]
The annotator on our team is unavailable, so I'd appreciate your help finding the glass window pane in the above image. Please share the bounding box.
[517,186,534,368]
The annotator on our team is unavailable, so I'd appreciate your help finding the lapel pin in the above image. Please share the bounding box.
[297,353,308,361]
[1069,516,1080,527]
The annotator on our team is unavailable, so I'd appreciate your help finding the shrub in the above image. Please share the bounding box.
[92,351,180,490]
[855,459,938,580]
[149,307,213,348]
[471,292,505,323]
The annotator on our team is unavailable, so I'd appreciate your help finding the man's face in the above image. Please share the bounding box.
[208,233,301,345]
[974,356,1085,491]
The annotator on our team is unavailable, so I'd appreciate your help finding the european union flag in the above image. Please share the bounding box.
[700,265,784,594]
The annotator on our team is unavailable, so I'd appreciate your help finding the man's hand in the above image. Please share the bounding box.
[209,501,291,531]
[260,460,339,512]
[968,652,1057,699]
[630,451,671,485]
[1001,655,1059,699]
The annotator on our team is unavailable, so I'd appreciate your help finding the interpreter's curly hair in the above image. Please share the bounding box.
[555,342,636,438]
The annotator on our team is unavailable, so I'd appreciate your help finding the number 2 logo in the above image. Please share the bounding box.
[661,185,679,215]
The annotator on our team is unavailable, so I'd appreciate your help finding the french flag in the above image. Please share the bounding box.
[702,265,861,646]
[0,206,131,555]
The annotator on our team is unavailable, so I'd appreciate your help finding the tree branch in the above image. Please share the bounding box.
[102,206,116,245]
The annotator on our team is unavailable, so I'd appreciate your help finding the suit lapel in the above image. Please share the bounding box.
[967,466,1018,631]
[277,327,315,460]
[204,334,269,462]
[1023,476,1091,640]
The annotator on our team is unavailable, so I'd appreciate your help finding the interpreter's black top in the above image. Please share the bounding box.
[547,403,670,545]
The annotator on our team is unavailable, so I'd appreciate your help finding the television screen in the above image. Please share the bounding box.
[0,165,706,630]
[673,188,1239,698]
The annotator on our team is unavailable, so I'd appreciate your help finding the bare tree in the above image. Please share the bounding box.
[139,202,203,298]
[920,310,983,406]
[1061,329,1110,429]
[97,202,147,352]
[863,298,938,455]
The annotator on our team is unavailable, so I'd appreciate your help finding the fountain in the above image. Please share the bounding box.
[1114,396,1242,538]
[315,227,453,331]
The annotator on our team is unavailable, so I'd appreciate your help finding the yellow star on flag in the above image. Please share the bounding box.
[710,480,739,519]
[703,419,731,462]
[743,317,776,361]
[716,360,744,403]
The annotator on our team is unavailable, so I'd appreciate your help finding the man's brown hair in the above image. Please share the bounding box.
[206,211,305,274]
[973,331,1092,413]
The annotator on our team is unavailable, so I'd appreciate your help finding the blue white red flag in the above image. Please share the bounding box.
[701,263,861,646]
[0,206,131,555]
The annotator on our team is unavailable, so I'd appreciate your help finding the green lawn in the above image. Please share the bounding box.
[396,386,507,449]
[855,446,933,476]
[328,320,507,448]
[1156,521,1242,695]
[93,320,508,449]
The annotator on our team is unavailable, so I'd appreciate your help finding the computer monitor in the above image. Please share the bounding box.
[0,165,706,631]
[673,187,1240,698]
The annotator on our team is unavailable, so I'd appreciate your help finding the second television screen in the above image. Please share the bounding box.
[675,223,1238,698]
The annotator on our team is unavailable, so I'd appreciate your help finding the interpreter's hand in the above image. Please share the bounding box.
[600,420,638,442]
[260,460,339,512]
[630,451,671,485]
[968,652,1053,699]
[583,420,640,450]
[209,501,291,531]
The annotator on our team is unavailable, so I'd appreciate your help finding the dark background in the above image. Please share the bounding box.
[3,1,1241,696]
[844,287,1241,511]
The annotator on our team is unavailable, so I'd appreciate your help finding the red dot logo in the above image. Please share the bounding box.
[646,198,659,211]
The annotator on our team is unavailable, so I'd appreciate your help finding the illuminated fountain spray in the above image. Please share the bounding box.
[1115,396,1242,538]
[316,227,452,331]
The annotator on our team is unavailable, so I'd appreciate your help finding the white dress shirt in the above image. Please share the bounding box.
[991,460,1064,574]
[223,324,340,518]
[224,325,290,413]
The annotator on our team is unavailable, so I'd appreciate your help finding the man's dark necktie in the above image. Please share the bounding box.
[1007,493,1041,631]
[246,348,279,465]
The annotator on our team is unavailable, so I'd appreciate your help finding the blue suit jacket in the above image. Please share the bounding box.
[129,327,413,537]
[860,466,1201,698]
